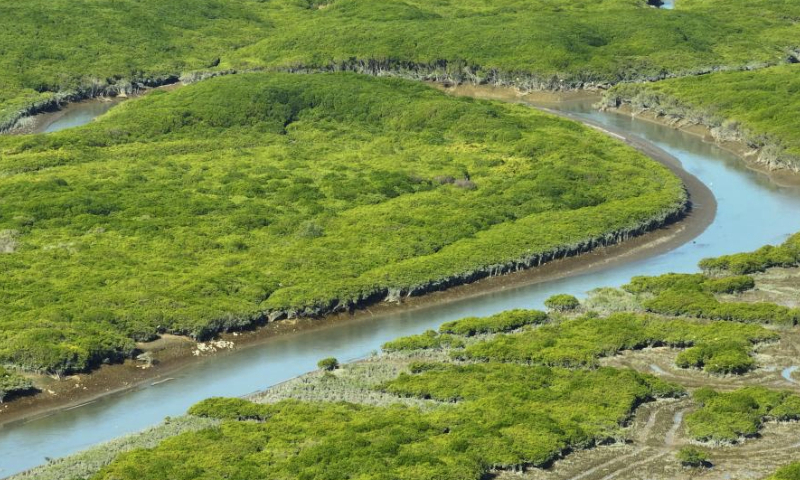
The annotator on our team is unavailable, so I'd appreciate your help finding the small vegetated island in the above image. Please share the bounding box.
[2,0,800,130]
[0,72,687,375]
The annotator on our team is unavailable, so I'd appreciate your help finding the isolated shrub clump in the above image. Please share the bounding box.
[544,294,580,312]
[382,330,465,352]
[438,309,548,336]
[677,446,710,468]
[675,340,755,374]
[0,366,35,403]
[317,357,340,371]
[686,387,800,443]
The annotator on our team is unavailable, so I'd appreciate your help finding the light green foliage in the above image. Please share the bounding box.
[317,357,340,371]
[605,65,800,168]
[624,273,799,326]
[677,446,710,468]
[382,330,465,352]
[767,463,800,480]
[438,309,548,336]
[0,72,686,374]
[458,313,776,373]
[583,287,644,314]
[675,340,755,374]
[544,294,581,312]
[0,366,34,403]
[700,233,800,274]
[3,0,800,126]
[686,387,800,443]
[94,367,681,479]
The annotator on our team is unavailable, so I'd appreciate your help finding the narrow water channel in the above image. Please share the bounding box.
[3,99,800,477]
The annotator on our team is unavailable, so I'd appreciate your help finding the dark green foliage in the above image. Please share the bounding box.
[699,233,800,274]
[686,387,800,443]
[94,366,681,479]
[625,273,798,326]
[458,313,776,373]
[438,309,548,336]
[677,446,710,468]
[317,357,340,371]
[0,73,686,374]
[767,462,800,480]
[544,294,581,312]
[382,330,465,352]
[0,366,35,403]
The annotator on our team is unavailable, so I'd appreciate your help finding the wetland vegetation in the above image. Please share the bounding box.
[20,238,800,480]
[0,72,687,375]
[3,0,800,131]
[603,65,800,171]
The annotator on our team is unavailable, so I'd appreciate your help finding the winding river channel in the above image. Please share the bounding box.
[3,95,800,477]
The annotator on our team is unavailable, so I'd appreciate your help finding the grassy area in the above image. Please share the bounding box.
[767,462,800,480]
[686,387,800,443]
[603,65,800,170]
[3,0,800,127]
[0,72,686,374]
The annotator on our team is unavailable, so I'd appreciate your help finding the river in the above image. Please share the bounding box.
[3,97,800,477]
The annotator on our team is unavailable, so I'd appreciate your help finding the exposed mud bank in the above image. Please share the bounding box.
[278,57,789,94]
[598,91,800,180]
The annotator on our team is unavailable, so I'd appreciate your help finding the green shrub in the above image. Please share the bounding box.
[0,366,35,403]
[626,272,797,326]
[699,233,800,274]
[458,313,775,373]
[95,367,682,480]
[677,446,710,468]
[438,309,547,336]
[317,357,339,371]
[704,275,756,294]
[686,387,800,443]
[544,294,580,312]
[767,462,800,480]
[675,340,755,374]
[382,330,465,352]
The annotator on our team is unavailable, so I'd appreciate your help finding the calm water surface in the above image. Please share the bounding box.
[2,100,800,477]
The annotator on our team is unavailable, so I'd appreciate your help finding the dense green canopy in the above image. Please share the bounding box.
[0,72,685,374]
